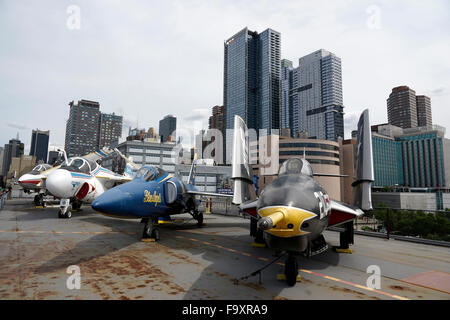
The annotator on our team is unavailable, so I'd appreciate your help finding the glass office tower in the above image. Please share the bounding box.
[223,27,281,162]
[30,129,49,163]
[290,49,344,141]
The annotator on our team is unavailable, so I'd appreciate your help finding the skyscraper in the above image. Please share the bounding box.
[281,59,293,131]
[65,100,101,157]
[289,49,344,140]
[64,99,122,157]
[48,151,59,165]
[223,27,281,161]
[208,105,225,163]
[387,86,433,129]
[30,129,49,163]
[223,27,281,133]
[2,138,24,176]
[416,95,432,127]
[159,115,177,143]
[387,86,418,129]
[258,28,281,134]
[98,112,123,149]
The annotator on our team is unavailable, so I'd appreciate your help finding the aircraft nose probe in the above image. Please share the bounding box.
[257,211,284,230]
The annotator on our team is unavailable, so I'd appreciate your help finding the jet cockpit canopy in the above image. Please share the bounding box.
[134,166,166,182]
[60,157,98,174]
[278,158,313,177]
[30,164,52,175]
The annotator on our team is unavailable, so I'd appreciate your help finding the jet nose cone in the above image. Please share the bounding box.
[18,174,38,185]
[46,169,73,198]
[92,187,130,215]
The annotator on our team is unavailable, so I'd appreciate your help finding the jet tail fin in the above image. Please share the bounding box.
[114,148,140,171]
[124,162,135,178]
[188,153,198,185]
[232,115,257,205]
[352,109,374,210]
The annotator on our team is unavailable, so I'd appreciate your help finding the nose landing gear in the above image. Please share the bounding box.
[142,217,160,242]
[34,193,46,208]
[284,253,300,286]
[57,199,72,219]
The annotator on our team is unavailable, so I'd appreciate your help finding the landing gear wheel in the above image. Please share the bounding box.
[72,201,81,211]
[284,254,299,286]
[143,225,152,238]
[34,195,40,206]
[58,205,72,219]
[188,203,203,227]
[196,211,203,227]
[334,221,354,253]
[142,221,159,241]
[151,228,160,241]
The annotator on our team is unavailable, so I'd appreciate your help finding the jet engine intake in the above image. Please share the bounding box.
[76,182,95,200]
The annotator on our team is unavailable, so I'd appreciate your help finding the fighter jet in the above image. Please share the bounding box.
[45,148,132,218]
[231,110,374,286]
[91,155,232,241]
[18,163,58,207]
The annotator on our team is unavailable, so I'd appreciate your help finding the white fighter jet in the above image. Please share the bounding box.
[45,148,133,218]
[17,163,60,207]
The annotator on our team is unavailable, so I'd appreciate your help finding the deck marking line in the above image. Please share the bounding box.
[0,230,135,235]
[175,234,410,300]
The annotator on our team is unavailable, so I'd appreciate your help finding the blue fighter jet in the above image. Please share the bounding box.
[91,157,232,241]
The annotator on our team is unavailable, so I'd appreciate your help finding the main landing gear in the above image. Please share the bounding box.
[188,201,203,227]
[57,198,72,219]
[333,221,354,254]
[33,193,46,207]
[142,217,160,242]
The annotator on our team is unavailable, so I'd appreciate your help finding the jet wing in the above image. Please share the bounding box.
[327,199,364,227]
[239,199,258,218]
[96,172,132,189]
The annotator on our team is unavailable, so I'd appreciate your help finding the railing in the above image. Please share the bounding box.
[198,197,240,216]
[352,206,450,247]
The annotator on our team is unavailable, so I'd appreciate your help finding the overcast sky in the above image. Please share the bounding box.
[1,0,449,154]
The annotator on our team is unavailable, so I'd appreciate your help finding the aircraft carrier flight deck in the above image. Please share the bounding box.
[1,199,449,300]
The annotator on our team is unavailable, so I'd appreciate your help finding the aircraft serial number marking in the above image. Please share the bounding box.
[143,190,162,207]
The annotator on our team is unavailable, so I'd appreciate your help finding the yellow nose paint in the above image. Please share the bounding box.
[257,206,317,238]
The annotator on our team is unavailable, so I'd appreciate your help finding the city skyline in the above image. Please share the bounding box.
[1,1,449,154]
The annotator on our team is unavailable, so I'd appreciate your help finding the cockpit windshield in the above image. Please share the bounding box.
[134,166,167,182]
[30,164,52,175]
[278,158,313,177]
[60,157,92,174]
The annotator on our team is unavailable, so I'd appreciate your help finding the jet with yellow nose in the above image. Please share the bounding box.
[231,110,374,286]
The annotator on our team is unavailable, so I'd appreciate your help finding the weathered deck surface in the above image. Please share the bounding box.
[1,199,449,300]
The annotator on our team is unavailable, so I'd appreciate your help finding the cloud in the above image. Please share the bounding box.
[182,108,210,122]
[1,0,449,152]
[344,112,360,139]
[430,87,448,97]
[7,122,29,130]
